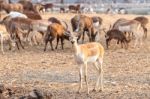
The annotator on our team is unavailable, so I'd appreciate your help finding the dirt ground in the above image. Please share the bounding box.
[0,13,150,99]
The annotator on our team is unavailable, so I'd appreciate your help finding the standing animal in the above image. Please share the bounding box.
[44,23,71,51]
[33,3,45,13]
[0,2,23,13]
[0,31,15,54]
[104,29,130,49]
[1,16,48,46]
[18,0,35,12]
[68,4,80,13]
[48,17,61,25]
[134,16,149,38]
[42,3,53,12]
[71,15,102,43]
[7,11,28,18]
[92,16,103,41]
[60,7,65,13]
[7,22,26,50]
[69,34,104,94]
[112,19,144,48]
[71,15,94,43]
[48,17,68,30]
[23,10,42,20]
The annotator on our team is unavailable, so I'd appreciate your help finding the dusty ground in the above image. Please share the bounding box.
[0,13,150,99]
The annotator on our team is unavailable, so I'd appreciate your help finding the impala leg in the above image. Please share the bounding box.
[1,35,4,54]
[140,38,143,47]
[124,41,128,49]
[82,31,85,44]
[55,37,59,49]
[60,37,64,50]
[93,62,100,91]
[134,39,138,48]
[98,59,103,92]
[44,39,48,51]
[84,62,89,94]
[78,65,83,93]
[16,41,20,50]
[50,37,55,51]
[18,37,24,49]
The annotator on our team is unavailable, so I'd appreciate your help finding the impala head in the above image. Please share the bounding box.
[69,33,78,44]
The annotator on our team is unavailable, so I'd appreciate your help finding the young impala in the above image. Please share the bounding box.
[69,34,105,94]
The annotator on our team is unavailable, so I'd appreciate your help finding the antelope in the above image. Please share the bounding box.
[134,16,149,38]
[68,4,80,13]
[44,23,70,51]
[69,34,104,94]
[112,19,144,48]
[7,11,28,18]
[0,31,15,54]
[0,2,23,13]
[104,29,130,49]
[18,0,35,12]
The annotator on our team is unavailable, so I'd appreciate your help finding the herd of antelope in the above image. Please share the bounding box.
[0,0,149,95]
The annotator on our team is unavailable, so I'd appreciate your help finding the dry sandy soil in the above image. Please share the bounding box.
[0,13,150,99]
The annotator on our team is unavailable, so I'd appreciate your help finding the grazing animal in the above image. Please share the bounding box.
[1,16,31,36]
[1,16,31,48]
[71,15,102,43]
[69,34,104,94]
[92,16,103,41]
[0,31,15,54]
[71,15,94,43]
[112,18,129,31]
[60,7,65,13]
[44,23,71,51]
[112,19,144,48]
[48,17,61,25]
[42,3,53,12]
[112,18,133,38]
[115,20,144,47]
[7,11,28,18]
[104,29,130,49]
[134,16,149,38]
[1,16,47,46]
[8,23,26,50]
[68,4,80,13]
[33,3,45,13]
[92,16,102,26]
[23,10,42,20]
[0,2,23,13]
[48,17,68,30]
[18,0,35,12]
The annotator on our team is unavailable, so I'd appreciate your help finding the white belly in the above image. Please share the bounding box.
[75,53,98,64]
[87,55,98,63]
[75,54,84,64]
